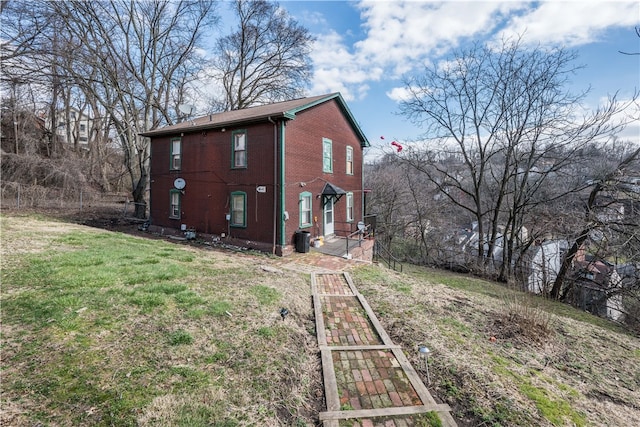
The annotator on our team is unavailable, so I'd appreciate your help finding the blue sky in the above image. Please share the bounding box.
[272,0,640,158]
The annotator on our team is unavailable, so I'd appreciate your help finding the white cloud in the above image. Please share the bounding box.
[295,9,329,29]
[309,31,377,100]
[386,86,414,103]
[307,0,639,110]
[599,96,640,144]
[354,1,519,74]
[309,1,523,98]
[496,1,640,47]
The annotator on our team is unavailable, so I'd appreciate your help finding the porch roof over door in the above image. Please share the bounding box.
[321,182,347,203]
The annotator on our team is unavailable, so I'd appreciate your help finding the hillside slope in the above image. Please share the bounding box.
[1,211,638,426]
[352,266,640,426]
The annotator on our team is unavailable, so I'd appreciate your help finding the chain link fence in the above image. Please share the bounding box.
[0,181,142,217]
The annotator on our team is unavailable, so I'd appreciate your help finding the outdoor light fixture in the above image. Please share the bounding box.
[418,345,431,385]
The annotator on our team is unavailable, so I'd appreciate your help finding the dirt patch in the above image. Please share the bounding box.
[490,312,554,345]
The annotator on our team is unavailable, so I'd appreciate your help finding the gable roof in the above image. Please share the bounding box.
[140,93,369,147]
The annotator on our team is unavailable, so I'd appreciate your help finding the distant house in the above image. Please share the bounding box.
[47,107,93,147]
[526,240,569,294]
[140,93,369,256]
[569,253,624,321]
[525,240,624,321]
[441,224,480,271]
[446,221,508,271]
[618,177,640,222]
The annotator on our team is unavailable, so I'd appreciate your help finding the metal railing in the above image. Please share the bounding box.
[373,240,403,272]
[344,223,374,258]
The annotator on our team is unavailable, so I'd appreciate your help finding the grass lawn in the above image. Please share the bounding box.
[1,213,320,426]
[2,212,639,426]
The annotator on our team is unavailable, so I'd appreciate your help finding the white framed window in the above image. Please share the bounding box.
[299,192,312,228]
[232,130,247,168]
[346,192,354,222]
[322,138,333,173]
[230,191,246,227]
[170,138,181,170]
[169,190,181,219]
[346,146,354,175]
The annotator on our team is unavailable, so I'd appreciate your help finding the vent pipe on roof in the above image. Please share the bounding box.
[209,114,212,121]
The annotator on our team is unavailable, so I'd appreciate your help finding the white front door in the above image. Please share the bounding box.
[324,198,334,236]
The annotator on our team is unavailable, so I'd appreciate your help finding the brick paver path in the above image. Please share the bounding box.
[338,416,442,427]
[334,349,422,409]
[315,272,355,294]
[323,296,382,346]
[312,272,456,427]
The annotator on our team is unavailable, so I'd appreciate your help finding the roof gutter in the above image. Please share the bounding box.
[139,113,291,138]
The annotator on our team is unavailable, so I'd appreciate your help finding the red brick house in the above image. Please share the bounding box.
[141,93,369,256]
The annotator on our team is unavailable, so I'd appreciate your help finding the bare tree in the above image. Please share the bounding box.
[399,36,635,279]
[0,0,49,62]
[211,0,313,110]
[7,0,218,217]
[365,154,410,250]
[619,26,640,55]
[550,144,640,300]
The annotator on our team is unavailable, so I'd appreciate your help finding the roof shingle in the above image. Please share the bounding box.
[140,93,368,147]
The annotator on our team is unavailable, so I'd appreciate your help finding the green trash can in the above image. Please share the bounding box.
[295,230,310,253]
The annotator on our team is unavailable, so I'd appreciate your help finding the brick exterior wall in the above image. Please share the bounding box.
[149,97,365,255]
[284,100,364,246]
[150,122,277,240]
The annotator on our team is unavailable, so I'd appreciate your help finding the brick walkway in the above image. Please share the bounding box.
[312,272,456,427]
[278,251,357,274]
[323,296,381,346]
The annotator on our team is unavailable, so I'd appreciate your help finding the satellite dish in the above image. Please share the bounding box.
[178,104,196,116]
[174,177,186,190]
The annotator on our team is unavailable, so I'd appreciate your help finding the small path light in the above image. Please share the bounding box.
[418,345,431,385]
[280,308,289,321]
